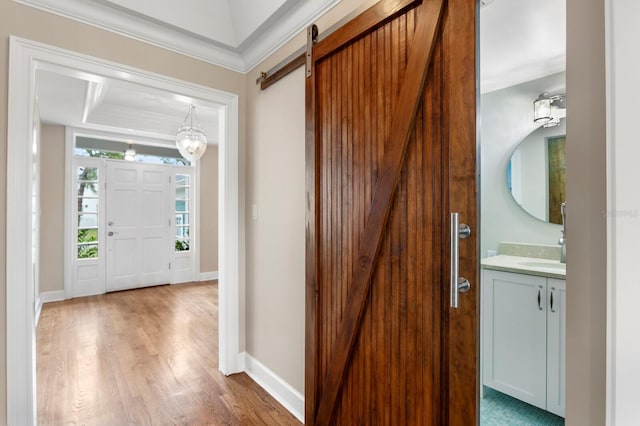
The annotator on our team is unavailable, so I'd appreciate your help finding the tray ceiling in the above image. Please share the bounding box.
[14,0,341,72]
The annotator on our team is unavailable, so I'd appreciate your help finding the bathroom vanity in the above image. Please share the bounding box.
[481,254,566,418]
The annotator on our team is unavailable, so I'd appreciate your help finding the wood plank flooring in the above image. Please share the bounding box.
[37,282,301,425]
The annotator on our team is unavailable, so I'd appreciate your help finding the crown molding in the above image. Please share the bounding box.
[241,0,341,72]
[13,0,341,74]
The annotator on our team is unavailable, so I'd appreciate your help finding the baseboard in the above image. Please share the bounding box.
[199,271,218,281]
[36,290,65,326]
[41,290,65,304]
[240,352,304,423]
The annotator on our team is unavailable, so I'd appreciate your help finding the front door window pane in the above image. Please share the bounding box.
[175,174,190,252]
[77,166,99,259]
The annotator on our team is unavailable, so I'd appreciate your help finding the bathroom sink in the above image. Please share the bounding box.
[518,260,565,270]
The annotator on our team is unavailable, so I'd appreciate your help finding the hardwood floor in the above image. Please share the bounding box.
[37,282,301,425]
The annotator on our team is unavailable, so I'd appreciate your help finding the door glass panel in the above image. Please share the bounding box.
[78,228,98,243]
[77,167,98,182]
[176,187,190,200]
[78,213,98,228]
[175,174,190,252]
[175,200,189,213]
[77,166,99,259]
[78,198,99,213]
[176,213,190,225]
[78,243,98,259]
[77,183,99,197]
[175,174,189,186]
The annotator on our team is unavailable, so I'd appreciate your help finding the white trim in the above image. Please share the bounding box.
[12,0,341,73]
[63,128,73,299]
[241,352,305,423]
[39,290,65,304]
[200,271,219,281]
[605,0,614,424]
[7,36,243,424]
[7,35,37,425]
[195,156,202,284]
[217,99,242,375]
[240,0,341,71]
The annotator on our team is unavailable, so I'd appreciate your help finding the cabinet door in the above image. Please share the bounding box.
[547,278,566,417]
[482,270,547,409]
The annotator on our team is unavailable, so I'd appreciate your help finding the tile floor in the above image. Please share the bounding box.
[481,387,565,426]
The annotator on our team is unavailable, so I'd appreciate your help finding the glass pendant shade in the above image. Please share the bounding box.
[533,93,552,123]
[176,105,207,161]
[124,146,136,161]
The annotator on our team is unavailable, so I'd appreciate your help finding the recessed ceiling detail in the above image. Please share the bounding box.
[13,0,341,73]
[36,68,220,143]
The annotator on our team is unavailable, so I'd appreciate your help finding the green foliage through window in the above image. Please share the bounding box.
[78,229,98,243]
[78,244,98,259]
[175,239,190,252]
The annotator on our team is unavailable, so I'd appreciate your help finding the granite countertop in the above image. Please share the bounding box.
[481,255,566,280]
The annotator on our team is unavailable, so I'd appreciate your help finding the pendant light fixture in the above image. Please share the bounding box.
[124,144,136,161]
[176,104,207,161]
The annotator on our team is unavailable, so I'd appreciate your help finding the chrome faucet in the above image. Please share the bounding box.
[559,201,567,263]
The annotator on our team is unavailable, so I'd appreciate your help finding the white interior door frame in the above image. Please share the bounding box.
[7,36,243,425]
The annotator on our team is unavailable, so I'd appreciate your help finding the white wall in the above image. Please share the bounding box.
[481,72,565,258]
[608,0,640,423]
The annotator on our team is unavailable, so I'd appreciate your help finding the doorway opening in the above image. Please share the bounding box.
[7,37,241,424]
[64,130,201,298]
[479,0,566,424]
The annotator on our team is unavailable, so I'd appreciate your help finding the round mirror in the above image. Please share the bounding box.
[507,119,566,224]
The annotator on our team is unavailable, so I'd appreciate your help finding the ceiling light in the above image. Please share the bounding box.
[176,104,207,162]
[124,144,136,161]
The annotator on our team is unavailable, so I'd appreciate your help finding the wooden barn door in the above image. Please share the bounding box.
[305,0,478,424]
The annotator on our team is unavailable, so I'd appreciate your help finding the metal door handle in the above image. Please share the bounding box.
[538,286,544,310]
[108,231,118,236]
[450,213,471,308]
[550,287,556,312]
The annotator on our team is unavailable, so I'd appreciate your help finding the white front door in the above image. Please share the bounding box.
[106,161,171,291]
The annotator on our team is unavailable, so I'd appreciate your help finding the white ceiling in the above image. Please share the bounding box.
[33,0,565,139]
[36,66,220,144]
[480,0,566,93]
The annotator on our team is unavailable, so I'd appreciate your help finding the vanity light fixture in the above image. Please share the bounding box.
[533,92,566,126]
[124,144,136,161]
[543,116,561,128]
[176,104,207,162]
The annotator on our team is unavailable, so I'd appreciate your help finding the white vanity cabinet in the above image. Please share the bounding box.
[482,269,566,417]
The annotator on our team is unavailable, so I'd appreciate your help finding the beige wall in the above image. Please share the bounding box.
[566,0,607,424]
[244,0,377,394]
[1,1,245,421]
[200,146,219,273]
[39,125,66,294]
